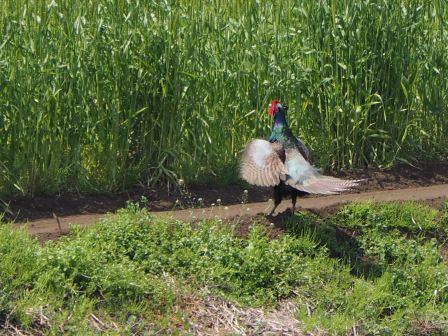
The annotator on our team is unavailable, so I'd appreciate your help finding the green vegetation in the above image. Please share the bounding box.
[1,0,447,196]
[1,201,448,334]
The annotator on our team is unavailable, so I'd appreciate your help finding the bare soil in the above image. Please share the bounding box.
[5,161,448,223]
[5,161,448,242]
[15,183,448,243]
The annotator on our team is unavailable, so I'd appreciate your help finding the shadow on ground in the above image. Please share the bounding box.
[259,210,385,279]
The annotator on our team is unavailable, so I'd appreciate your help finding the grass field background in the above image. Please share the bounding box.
[0,0,447,196]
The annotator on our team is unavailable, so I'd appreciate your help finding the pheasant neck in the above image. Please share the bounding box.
[273,112,288,130]
[269,113,289,142]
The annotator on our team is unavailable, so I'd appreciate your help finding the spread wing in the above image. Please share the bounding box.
[284,149,362,194]
[240,140,362,194]
[240,139,287,186]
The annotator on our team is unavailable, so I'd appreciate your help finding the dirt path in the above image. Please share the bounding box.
[6,161,448,223]
[17,183,448,242]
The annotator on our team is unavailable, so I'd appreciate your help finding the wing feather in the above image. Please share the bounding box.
[284,149,363,194]
[240,139,286,187]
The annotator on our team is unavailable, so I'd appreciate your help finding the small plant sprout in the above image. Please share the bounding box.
[242,189,249,204]
[173,199,181,210]
[139,196,149,207]
[265,199,273,214]
[178,178,192,206]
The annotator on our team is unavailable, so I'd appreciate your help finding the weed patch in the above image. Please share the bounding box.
[1,201,448,334]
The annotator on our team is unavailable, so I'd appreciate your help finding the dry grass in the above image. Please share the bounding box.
[185,295,303,336]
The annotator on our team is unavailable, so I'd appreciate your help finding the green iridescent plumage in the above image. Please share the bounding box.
[268,109,311,161]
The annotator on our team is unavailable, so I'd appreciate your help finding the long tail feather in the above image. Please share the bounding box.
[297,177,364,195]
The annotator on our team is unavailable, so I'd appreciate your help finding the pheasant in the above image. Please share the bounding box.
[240,100,362,215]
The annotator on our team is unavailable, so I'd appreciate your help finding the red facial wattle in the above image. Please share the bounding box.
[269,100,279,116]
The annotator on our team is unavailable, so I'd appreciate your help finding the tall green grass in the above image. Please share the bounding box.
[0,0,447,196]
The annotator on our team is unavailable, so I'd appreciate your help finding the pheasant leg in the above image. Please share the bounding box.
[291,195,297,214]
[269,192,283,216]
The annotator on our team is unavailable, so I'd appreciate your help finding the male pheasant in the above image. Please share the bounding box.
[240,100,362,215]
